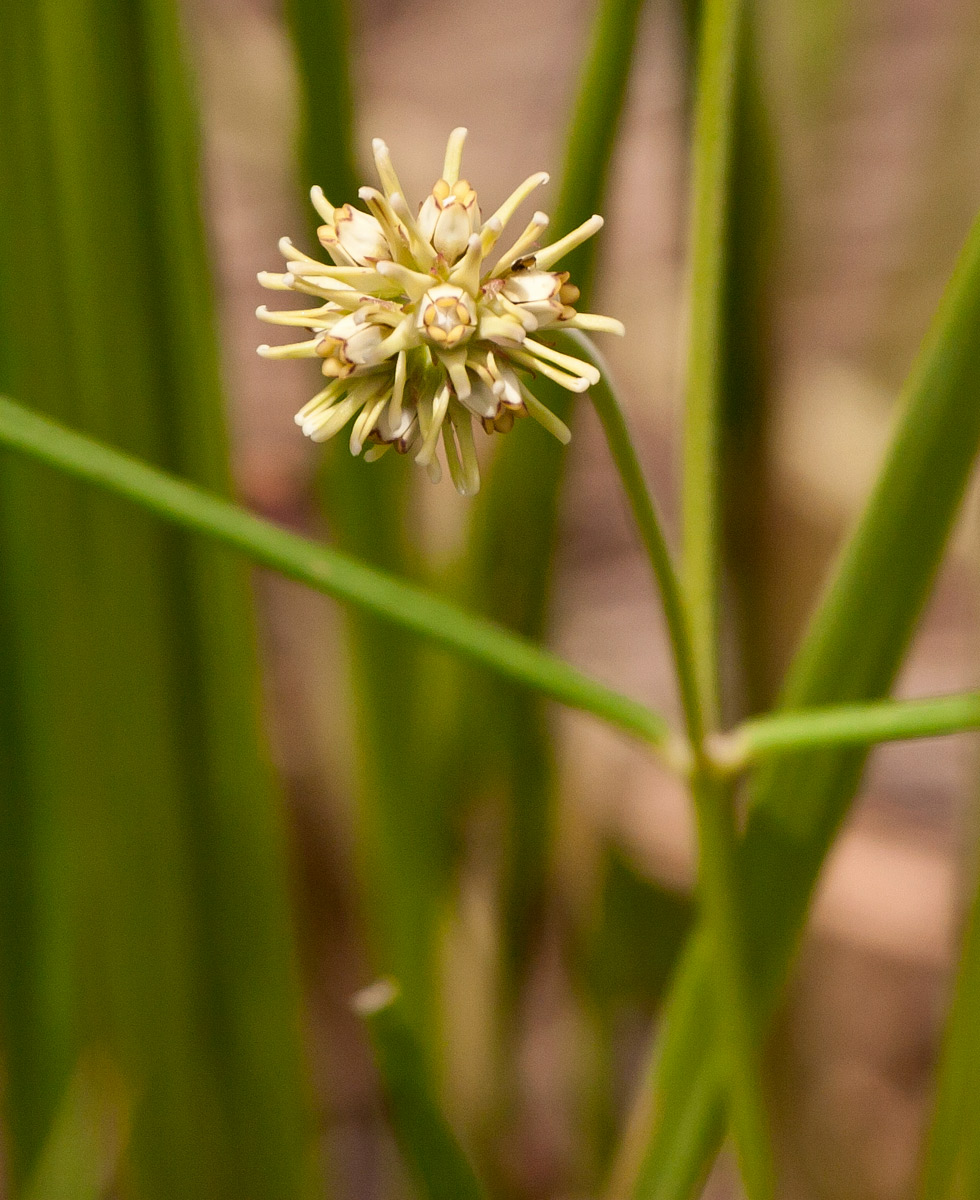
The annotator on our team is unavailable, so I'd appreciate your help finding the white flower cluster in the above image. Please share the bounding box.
[257,129,622,494]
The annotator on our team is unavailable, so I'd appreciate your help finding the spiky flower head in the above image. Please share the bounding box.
[257,128,623,495]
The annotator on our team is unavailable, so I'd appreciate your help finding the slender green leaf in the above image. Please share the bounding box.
[678,0,783,715]
[725,692,980,764]
[717,11,782,714]
[284,0,440,1038]
[689,775,774,1200]
[0,1,80,1165]
[355,981,487,1200]
[918,844,980,1200]
[0,2,313,1195]
[0,393,675,755]
[673,0,781,1192]
[23,1055,128,1200]
[681,0,744,725]
[625,205,980,1200]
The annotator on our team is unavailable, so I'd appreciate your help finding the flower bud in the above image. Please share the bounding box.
[316,313,386,376]
[324,204,389,265]
[418,179,481,263]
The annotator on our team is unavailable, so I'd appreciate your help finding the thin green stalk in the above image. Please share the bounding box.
[918,843,980,1200]
[723,692,980,766]
[624,203,980,1200]
[682,0,744,726]
[560,331,703,744]
[717,11,782,714]
[690,774,774,1200]
[355,981,487,1200]
[675,0,778,1191]
[550,0,650,294]
[0,393,676,759]
[567,324,776,1199]
[449,0,652,1035]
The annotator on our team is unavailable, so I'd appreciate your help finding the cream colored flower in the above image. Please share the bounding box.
[257,128,623,495]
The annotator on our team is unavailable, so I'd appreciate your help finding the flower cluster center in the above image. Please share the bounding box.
[257,127,624,495]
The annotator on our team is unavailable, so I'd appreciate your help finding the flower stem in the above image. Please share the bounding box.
[561,335,776,1196]
[690,772,775,1200]
[561,330,703,746]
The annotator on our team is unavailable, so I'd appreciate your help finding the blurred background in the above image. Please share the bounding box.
[3,0,980,1197]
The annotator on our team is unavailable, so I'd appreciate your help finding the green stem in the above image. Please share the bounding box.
[676,0,778,1192]
[691,773,775,1200]
[0,393,677,759]
[682,0,744,725]
[557,334,774,1193]
[355,981,487,1200]
[918,841,980,1200]
[623,203,980,1200]
[723,691,980,767]
[551,0,649,295]
[561,331,703,744]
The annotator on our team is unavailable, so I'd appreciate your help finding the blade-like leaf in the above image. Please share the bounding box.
[626,204,980,1199]
[726,692,980,763]
[0,2,313,1196]
[918,846,980,1199]
[355,981,488,1200]
[681,0,744,726]
[0,393,675,754]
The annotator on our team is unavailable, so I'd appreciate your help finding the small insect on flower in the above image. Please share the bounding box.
[257,128,624,495]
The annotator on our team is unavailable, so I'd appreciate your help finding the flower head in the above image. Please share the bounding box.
[257,129,623,495]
